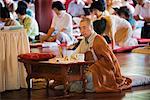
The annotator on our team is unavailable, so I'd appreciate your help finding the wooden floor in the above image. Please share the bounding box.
[1,53,150,100]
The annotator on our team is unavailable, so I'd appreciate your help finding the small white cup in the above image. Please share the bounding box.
[76,54,85,62]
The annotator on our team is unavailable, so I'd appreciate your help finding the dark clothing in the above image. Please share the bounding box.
[141,22,150,38]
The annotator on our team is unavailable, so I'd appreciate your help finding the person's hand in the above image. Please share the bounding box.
[40,35,48,43]
[60,28,67,32]
[49,36,56,42]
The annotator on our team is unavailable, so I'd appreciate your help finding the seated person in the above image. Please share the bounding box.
[3,0,17,19]
[98,16,138,49]
[67,0,85,17]
[41,1,77,46]
[89,0,106,21]
[70,18,132,93]
[90,1,138,49]
[15,6,39,41]
[17,0,35,18]
[134,0,150,38]
[0,6,20,26]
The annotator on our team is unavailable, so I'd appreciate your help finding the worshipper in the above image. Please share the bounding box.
[0,5,20,26]
[67,0,85,17]
[134,0,150,38]
[18,0,35,18]
[16,5,39,42]
[90,3,138,49]
[89,0,106,21]
[41,1,77,46]
[98,15,138,49]
[70,18,132,93]
[3,0,17,19]
[115,6,136,29]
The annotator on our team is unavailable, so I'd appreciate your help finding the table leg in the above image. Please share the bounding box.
[24,64,32,97]
[46,79,49,96]
[61,66,70,95]
[80,65,86,93]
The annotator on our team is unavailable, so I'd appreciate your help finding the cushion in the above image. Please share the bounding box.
[132,46,150,54]
[18,53,56,61]
[137,38,150,44]
[113,44,146,53]
[127,74,150,87]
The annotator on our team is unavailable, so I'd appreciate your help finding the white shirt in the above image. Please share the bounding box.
[75,32,97,54]
[134,0,150,18]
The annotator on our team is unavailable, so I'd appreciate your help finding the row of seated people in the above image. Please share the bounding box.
[0,0,150,49]
[0,0,38,42]
[70,0,150,49]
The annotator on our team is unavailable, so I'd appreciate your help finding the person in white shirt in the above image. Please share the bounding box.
[68,0,85,17]
[41,1,77,46]
[134,0,150,38]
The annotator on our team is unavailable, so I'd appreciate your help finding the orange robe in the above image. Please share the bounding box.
[88,35,132,92]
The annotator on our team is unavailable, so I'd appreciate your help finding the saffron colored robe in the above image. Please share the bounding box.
[87,35,132,92]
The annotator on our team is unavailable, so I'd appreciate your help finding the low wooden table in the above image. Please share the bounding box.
[18,58,94,97]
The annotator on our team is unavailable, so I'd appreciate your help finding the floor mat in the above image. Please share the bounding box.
[126,74,150,87]
[132,46,150,54]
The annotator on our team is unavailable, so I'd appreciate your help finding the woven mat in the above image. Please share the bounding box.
[132,46,150,54]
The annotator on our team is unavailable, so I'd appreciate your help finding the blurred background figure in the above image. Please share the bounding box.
[16,5,39,42]
[23,0,35,17]
[68,0,85,17]
[1,5,20,26]
[134,0,150,38]
[90,0,106,21]
[3,0,17,19]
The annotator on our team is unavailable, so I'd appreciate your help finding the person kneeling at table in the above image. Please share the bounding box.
[69,18,132,93]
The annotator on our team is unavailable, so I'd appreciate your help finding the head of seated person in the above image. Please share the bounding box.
[90,0,106,19]
[15,6,27,20]
[52,1,66,15]
[17,1,28,8]
[115,6,131,21]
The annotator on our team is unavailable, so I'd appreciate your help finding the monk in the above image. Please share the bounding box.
[72,18,132,92]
